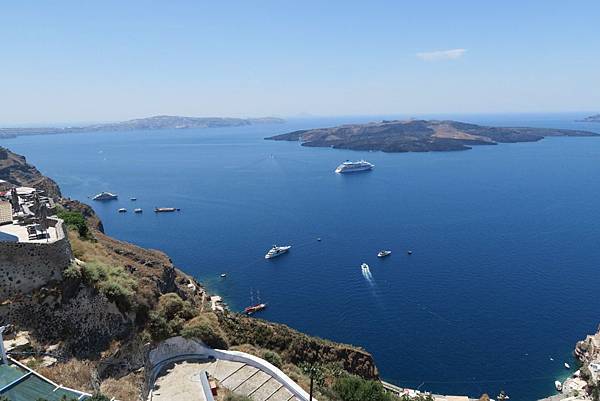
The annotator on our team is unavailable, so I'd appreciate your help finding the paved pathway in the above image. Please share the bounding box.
[151,361,207,401]
[150,359,301,401]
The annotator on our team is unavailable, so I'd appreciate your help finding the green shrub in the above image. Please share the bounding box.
[157,293,196,321]
[262,350,283,368]
[147,311,173,342]
[332,375,394,401]
[80,262,137,311]
[592,382,600,401]
[89,394,111,401]
[181,315,228,349]
[63,262,82,280]
[300,362,326,386]
[57,210,89,238]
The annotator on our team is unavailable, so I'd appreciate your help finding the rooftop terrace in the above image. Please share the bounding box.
[0,218,64,244]
[0,358,90,401]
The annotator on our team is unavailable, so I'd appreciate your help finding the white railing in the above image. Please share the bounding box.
[147,337,317,401]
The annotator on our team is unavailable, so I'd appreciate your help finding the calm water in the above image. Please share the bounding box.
[4,113,600,400]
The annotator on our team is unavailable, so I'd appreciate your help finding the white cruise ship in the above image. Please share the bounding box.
[93,191,118,201]
[335,160,374,173]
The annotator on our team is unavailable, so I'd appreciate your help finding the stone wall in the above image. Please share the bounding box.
[0,228,72,299]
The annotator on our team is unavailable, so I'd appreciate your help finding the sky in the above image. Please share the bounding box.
[1,1,599,125]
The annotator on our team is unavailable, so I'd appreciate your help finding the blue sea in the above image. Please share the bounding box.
[4,113,600,400]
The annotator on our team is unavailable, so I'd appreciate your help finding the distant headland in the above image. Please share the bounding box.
[266,119,598,152]
[580,114,600,122]
[0,115,285,139]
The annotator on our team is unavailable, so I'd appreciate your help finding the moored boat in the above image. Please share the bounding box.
[265,245,291,259]
[497,391,509,400]
[154,207,180,213]
[118,208,127,213]
[564,362,571,369]
[93,191,118,201]
[244,303,266,315]
[377,250,392,258]
[555,381,562,392]
[134,208,143,213]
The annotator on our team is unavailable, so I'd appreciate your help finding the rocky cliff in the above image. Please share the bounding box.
[0,146,61,197]
[575,325,600,364]
[218,312,378,379]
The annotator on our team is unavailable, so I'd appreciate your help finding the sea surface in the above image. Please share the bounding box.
[4,113,600,400]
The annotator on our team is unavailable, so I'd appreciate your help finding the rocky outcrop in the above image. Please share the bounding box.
[575,325,600,363]
[61,198,104,232]
[0,146,61,198]
[217,312,379,380]
[0,287,134,356]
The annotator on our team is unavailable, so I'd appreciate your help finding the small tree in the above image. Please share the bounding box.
[262,350,283,368]
[181,316,229,349]
[57,210,89,238]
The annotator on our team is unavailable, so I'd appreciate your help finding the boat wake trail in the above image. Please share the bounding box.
[361,266,374,283]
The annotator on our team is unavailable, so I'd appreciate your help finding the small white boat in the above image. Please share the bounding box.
[361,263,370,270]
[555,381,562,392]
[377,250,392,258]
[564,362,571,369]
[134,208,143,213]
[154,207,180,213]
[220,273,227,278]
[118,208,127,213]
[93,191,118,201]
[497,391,509,401]
[130,197,137,201]
[265,245,291,259]
[407,250,413,255]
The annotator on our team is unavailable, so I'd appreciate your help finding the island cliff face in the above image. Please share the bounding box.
[266,120,598,152]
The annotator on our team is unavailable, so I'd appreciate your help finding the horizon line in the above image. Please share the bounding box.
[1,110,598,128]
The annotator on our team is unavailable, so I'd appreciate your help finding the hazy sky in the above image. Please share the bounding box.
[1,1,599,124]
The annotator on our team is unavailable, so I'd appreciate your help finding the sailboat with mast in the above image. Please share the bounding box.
[244,289,267,315]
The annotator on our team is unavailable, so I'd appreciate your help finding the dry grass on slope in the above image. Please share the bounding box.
[37,359,96,394]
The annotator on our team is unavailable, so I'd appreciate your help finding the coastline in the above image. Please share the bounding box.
[0,145,380,400]
[2,144,598,400]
